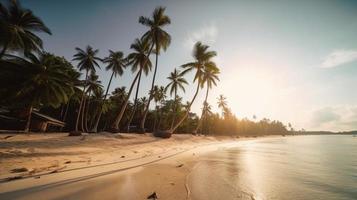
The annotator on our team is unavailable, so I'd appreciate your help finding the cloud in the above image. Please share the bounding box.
[184,23,218,49]
[310,105,357,131]
[321,49,357,68]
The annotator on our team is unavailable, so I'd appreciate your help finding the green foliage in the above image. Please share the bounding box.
[0,52,78,108]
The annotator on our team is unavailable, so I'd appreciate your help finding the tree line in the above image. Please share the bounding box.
[0,0,288,137]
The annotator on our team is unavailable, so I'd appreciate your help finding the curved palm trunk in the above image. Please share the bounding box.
[24,106,33,133]
[75,71,89,132]
[111,70,141,131]
[194,86,209,134]
[92,71,115,132]
[126,71,142,132]
[170,89,178,130]
[170,82,200,133]
[140,48,158,132]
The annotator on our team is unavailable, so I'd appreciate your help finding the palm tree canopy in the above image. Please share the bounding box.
[181,42,219,86]
[0,0,51,54]
[0,52,76,108]
[104,50,126,77]
[217,95,227,109]
[139,6,171,53]
[86,72,103,94]
[165,68,188,96]
[201,67,220,88]
[73,45,101,73]
[127,38,152,75]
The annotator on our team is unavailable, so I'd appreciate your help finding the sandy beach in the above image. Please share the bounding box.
[0,133,248,199]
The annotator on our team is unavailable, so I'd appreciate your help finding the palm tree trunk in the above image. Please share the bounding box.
[84,91,91,132]
[171,82,200,133]
[24,106,33,133]
[140,45,158,132]
[60,101,70,132]
[80,95,87,132]
[194,86,209,134]
[153,104,158,131]
[170,89,178,130]
[0,42,8,58]
[75,71,89,132]
[126,71,142,132]
[111,70,141,131]
[92,71,114,132]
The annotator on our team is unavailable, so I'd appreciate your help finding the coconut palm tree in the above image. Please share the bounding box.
[165,68,187,130]
[111,38,152,131]
[217,94,227,118]
[83,72,102,132]
[139,6,171,133]
[72,46,101,132]
[0,52,76,132]
[92,50,126,132]
[0,0,51,58]
[194,67,219,134]
[169,42,218,133]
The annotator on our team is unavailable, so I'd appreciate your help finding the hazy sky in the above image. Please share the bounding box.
[19,0,357,131]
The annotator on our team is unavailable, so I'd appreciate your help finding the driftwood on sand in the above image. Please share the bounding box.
[153,130,172,138]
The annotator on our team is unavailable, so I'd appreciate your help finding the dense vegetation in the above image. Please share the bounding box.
[0,0,288,136]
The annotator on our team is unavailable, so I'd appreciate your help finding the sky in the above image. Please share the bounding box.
[16,0,357,131]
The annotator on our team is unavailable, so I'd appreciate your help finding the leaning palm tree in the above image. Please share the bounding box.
[165,68,187,130]
[72,46,101,133]
[217,94,227,118]
[139,6,171,133]
[92,50,126,132]
[194,67,220,134]
[169,42,219,134]
[0,0,51,58]
[111,38,152,131]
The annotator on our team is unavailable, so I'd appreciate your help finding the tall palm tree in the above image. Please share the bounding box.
[139,6,171,133]
[170,42,219,133]
[165,68,187,130]
[92,50,126,132]
[194,67,219,134]
[0,52,75,132]
[0,0,51,58]
[72,46,101,132]
[111,38,152,131]
[217,94,227,118]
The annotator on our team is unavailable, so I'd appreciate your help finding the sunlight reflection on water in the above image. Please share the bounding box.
[189,135,357,200]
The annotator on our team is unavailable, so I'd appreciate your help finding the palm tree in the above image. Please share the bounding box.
[0,0,51,58]
[194,67,219,134]
[170,42,218,133]
[139,6,171,133]
[111,38,152,131]
[92,50,126,132]
[83,72,102,132]
[165,68,187,130]
[0,52,75,132]
[72,46,101,132]
[217,94,227,118]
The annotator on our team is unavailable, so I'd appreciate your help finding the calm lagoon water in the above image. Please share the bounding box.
[189,135,357,200]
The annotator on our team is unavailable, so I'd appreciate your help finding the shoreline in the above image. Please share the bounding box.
[0,132,260,199]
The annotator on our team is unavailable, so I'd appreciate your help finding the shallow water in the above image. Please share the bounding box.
[189,135,357,200]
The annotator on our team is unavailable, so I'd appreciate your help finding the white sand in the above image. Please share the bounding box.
[0,132,251,199]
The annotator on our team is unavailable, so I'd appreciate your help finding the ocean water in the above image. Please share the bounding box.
[189,135,357,200]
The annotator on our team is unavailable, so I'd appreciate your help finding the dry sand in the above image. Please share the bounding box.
[0,132,253,199]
